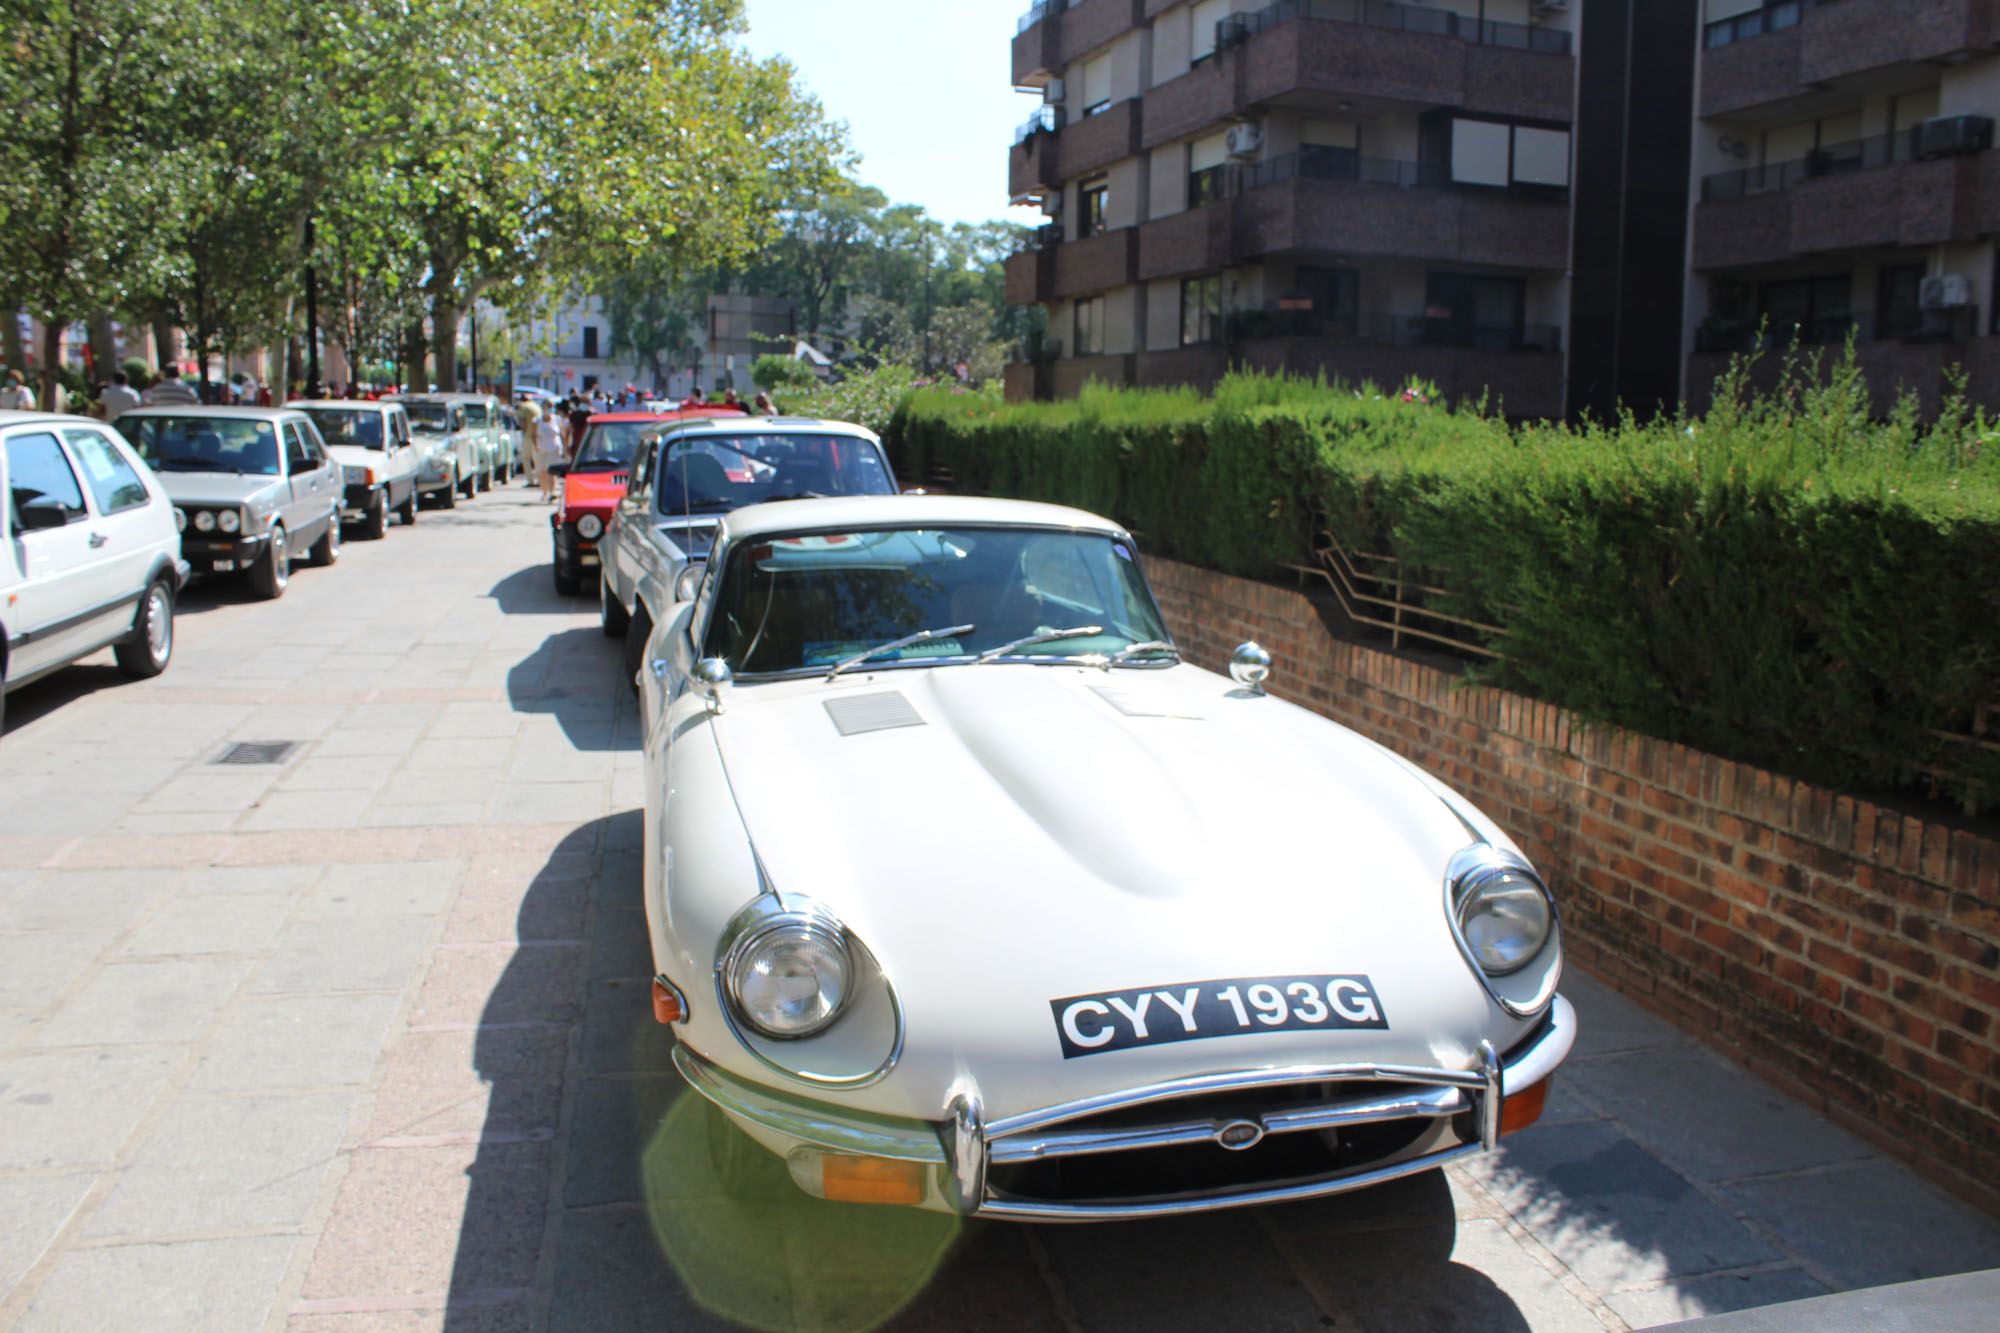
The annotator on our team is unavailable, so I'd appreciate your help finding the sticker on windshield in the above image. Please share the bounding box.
[1111,542,1133,561]
[1050,974,1388,1058]
[802,638,967,667]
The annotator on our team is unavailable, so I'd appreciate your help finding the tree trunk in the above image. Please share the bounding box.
[88,313,117,383]
[2,300,24,374]
[151,314,178,375]
[38,319,64,410]
[432,296,459,390]
[404,319,428,392]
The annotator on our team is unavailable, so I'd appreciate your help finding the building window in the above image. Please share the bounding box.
[1181,275,1222,346]
[1424,272,1525,349]
[1757,273,1852,345]
[1074,296,1106,356]
[1431,115,1571,192]
[1078,175,1108,239]
[1190,0,1230,65]
[1292,267,1359,337]
[582,325,600,358]
[1877,264,1925,341]
[1189,131,1229,207]
[1081,54,1112,117]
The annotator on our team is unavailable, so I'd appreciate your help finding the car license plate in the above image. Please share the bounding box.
[1050,974,1387,1059]
[212,560,235,572]
[579,553,599,566]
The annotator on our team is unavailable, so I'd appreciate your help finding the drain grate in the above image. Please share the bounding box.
[213,741,299,767]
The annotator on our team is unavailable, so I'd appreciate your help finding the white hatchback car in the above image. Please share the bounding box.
[1,411,188,732]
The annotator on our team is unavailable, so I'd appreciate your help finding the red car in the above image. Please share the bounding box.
[551,408,741,595]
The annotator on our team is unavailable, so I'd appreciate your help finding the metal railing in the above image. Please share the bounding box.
[1283,527,1503,660]
[1702,0,1838,50]
[1017,0,1065,34]
[1219,0,1572,57]
[1693,306,1980,353]
[1241,146,1569,199]
[1226,307,1563,354]
[1701,128,1916,201]
[1014,104,1066,145]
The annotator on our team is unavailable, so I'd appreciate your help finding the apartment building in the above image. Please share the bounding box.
[1004,0,1583,418]
[1684,0,2000,416]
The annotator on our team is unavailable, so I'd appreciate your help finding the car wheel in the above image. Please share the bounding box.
[600,572,630,638]
[477,465,492,493]
[439,471,458,508]
[361,491,389,540]
[622,610,651,693]
[459,466,476,500]
[553,560,581,597]
[115,577,175,678]
[250,527,290,599]
[309,514,342,566]
[397,487,418,526]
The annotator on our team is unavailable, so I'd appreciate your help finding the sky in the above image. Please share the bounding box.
[740,0,1045,227]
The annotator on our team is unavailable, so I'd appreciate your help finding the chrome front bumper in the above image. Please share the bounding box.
[674,993,1576,1223]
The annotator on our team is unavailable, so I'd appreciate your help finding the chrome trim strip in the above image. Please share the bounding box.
[1477,1040,1502,1151]
[988,1083,1469,1166]
[944,1093,985,1212]
[673,1045,945,1164]
[977,1141,1489,1223]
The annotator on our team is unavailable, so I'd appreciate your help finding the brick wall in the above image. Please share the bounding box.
[1145,556,2000,1213]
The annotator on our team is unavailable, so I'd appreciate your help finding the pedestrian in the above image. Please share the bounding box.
[753,391,775,416]
[567,395,592,456]
[140,364,200,406]
[0,369,34,409]
[517,400,542,485]
[721,388,750,414]
[98,370,141,421]
[537,405,566,501]
[686,385,706,406]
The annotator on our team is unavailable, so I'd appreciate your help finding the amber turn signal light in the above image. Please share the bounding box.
[819,1155,927,1206]
[651,978,685,1025]
[1499,1078,1550,1137]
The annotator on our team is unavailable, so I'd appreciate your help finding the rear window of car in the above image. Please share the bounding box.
[64,429,151,513]
[655,432,894,515]
[116,416,282,476]
[303,408,385,448]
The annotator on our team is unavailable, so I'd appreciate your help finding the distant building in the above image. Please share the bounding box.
[704,295,798,392]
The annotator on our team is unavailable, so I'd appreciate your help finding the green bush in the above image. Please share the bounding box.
[886,357,2000,809]
[120,357,153,389]
[751,354,822,392]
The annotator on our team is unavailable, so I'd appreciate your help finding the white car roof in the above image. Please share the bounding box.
[291,400,400,412]
[661,415,881,442]
[719,495,1130,544]
[0,410,107,428]
[118,405,302,420]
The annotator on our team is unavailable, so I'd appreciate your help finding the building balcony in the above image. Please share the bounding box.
[1138,201,1237,281]
[1694,136,1992,269]
[1004,237,1059,306]
[1009,99,1141,201]
[1051,352,1137,396]
[1053,226,1141,299]
[1701,0,2000,119]
[1058,0,1144,65]
[1229,315,1565,417]
[1013,0,1064,88]
[1010,108,1063,199]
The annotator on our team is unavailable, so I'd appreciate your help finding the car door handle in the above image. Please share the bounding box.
[88,532,108,549]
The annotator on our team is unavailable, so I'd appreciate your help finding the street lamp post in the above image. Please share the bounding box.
[304,216,322,399]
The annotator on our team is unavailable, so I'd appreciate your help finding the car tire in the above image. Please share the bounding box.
[477,466,492,494]
[459,467,476,500]
[600,572,629,638]
[438,471,458,508]
[250,527,289,599]
[309,514,342,566]
[115,577,176,679]
[553,560,581,597]
[397,487,418,526]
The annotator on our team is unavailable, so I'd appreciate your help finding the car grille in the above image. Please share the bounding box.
[982,1077,1477,1213]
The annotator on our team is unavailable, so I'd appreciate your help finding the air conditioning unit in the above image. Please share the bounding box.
[1920,274,1973,309]
[1915,113,1995,160]
[1226,123,1263,158]
[1044,78,1066,106]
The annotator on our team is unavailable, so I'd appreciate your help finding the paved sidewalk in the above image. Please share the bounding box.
[0,488,1994,1332]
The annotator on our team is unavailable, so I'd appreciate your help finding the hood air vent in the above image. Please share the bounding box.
[824,692,926,737]
[1090,685,1202,721]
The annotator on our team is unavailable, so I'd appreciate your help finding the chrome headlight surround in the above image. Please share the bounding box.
[217,508,242,534]
[1445,844,1561,1018]
[718,902,854,1041]
[173,507,187,533]
[193,509,216,532]
[576,512,605,541]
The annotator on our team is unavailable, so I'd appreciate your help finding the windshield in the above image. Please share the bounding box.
[303,408,384,449]
[116,416,282,476]
[703,526,1171,676]
[404,402,453,433]
[572,422,652,472]
[656,432,894,515]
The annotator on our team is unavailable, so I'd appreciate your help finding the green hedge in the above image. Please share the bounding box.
[886,361,2000,809]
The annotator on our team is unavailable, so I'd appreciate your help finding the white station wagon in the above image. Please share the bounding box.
[638,495,1574,1220]
[1,411,187,732]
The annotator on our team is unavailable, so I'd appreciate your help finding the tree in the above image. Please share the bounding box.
[604,273,705,392]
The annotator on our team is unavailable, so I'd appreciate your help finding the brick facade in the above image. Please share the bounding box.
[1144,555,2000,1214]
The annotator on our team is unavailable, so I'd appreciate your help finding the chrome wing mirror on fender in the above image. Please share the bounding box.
[1229,642,1273,695]
[693,658,733,713]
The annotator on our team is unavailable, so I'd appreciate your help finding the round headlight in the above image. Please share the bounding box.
[1454,863,1552,975]
[576,513,604,541]
[173,507,187,533]
[725,919,852,1039]
[193,509,216,532]
[218,509,241,534]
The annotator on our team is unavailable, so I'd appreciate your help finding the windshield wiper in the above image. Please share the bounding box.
[1104,640,1179,669]
[976,625,1103,664]
[827,624,975,681]
[763,490,825,502]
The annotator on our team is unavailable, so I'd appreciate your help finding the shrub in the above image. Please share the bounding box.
[751,354,822,392]
[120,357,153,389]
[886,358,2000,809]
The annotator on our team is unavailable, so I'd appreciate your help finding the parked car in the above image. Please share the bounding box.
[115,406,342,598]
[295,400,420,539]
[440,392,509,490]
[597,415,898,677]
[547,407,740,597]
[637,495,1572,1218]
[1,411,189,731]
[391,394,481,505]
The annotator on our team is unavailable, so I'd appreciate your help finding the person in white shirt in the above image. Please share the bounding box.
[536,408,566,501]
[0,369,33,410]
[140,366,200,405]
[98,370,141,421]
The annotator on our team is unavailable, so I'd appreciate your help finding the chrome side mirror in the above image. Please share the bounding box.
[1229,642,1272,695]
[694,658,733,712]
[673,563,704,603]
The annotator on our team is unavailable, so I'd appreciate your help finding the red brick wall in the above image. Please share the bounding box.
[1146,556,2000,1212]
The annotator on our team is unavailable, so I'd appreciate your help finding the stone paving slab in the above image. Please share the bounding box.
[2,487,1996,1333]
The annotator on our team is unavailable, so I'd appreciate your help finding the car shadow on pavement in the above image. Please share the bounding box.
[503,627,637,752]
[445,812,1536,1332]
[488,566,587,616]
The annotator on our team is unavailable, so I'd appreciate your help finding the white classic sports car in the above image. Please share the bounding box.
[638,495,1574,1221]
